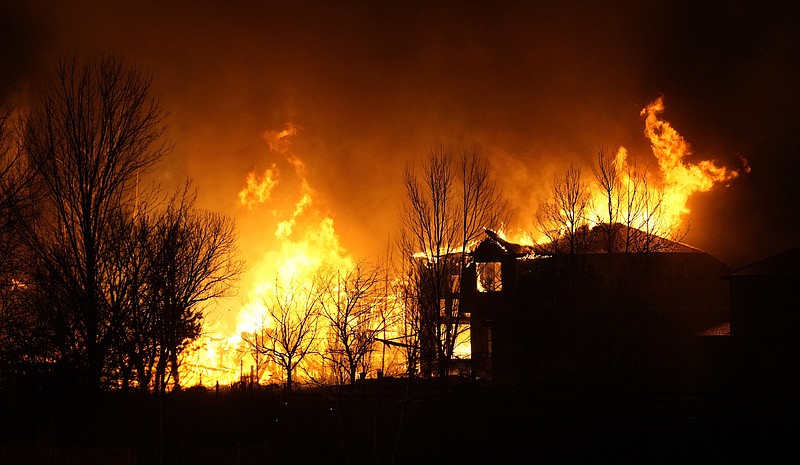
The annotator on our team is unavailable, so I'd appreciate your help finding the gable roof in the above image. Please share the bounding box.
[579,223,701,254]
[727,246,800,277]
[480,223,702,258]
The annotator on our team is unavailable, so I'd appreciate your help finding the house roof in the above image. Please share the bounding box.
[480,223,703,257]
[579,223,701,254]
[698,321,731,336]
[480,228,536,257]
[727,246,800,277]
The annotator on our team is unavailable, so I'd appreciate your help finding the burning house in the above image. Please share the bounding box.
[461,225,732,390]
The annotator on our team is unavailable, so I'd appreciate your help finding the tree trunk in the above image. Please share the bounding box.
[285,358,293,397]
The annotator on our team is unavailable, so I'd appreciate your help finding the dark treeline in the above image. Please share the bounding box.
[0,55,242,396]
[4,379,794,465]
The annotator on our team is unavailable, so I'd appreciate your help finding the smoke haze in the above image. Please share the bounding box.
[6,0,800,286]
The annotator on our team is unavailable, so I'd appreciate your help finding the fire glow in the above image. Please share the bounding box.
[503,97,747,245]
[182,124,354,386]
[639,97,745,228]
[183,97,746,387]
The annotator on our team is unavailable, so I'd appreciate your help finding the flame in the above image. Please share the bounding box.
[569,97,744,239]
[183,124,353,387]
[495,226,538,246]
[639,96,741,228]
[237,126,302,209]
[238,164,278,209]
[181,96,746,388]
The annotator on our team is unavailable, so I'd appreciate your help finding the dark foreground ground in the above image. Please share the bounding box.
[1,376,798,465]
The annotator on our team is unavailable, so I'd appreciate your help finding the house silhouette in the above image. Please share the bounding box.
[726,246,800,396]
[460,224,733,392]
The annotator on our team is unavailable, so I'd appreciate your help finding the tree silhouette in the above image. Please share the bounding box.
[117,184,242,393]
[0,104,38,366]
[591,146,624,253]
[244,274,324,396]
[398,144,507,379]
[21,55,170,391]
[320,260,385,385]
[591,148,688,253]
[148,185,241,393]
[536,163,591,255]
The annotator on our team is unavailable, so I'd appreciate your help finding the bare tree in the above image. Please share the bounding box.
[619,158,646,253]
[244,274,324,395]
[591,146,623,253]
[398,144,507,379]
[147,185,242,393]
[0,108,29,269]
[0,104,37,365]
[615,160,688,253]
[21,54,170,391]
[118,184,242,393]
[536,163,591,255]
[320,260,385,385]
[387,269,423,379]
[115,204,157,391]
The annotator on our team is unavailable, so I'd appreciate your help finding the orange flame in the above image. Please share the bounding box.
[185,97,746,387]
[238,164,278,209]
[501,96,746,245]
[640,96,741,228]
[183,124,353,387]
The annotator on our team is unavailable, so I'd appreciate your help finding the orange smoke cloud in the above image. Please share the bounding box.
[264,125,299,154]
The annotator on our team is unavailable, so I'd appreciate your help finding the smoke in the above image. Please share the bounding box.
[10,0,800,267]
[0,1,55,104]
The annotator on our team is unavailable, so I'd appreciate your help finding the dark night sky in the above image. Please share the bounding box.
[3,0,800,272]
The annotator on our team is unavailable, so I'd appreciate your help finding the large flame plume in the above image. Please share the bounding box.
[182,124,353,386]
[503,97,747,244]
[638,96,746,228]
